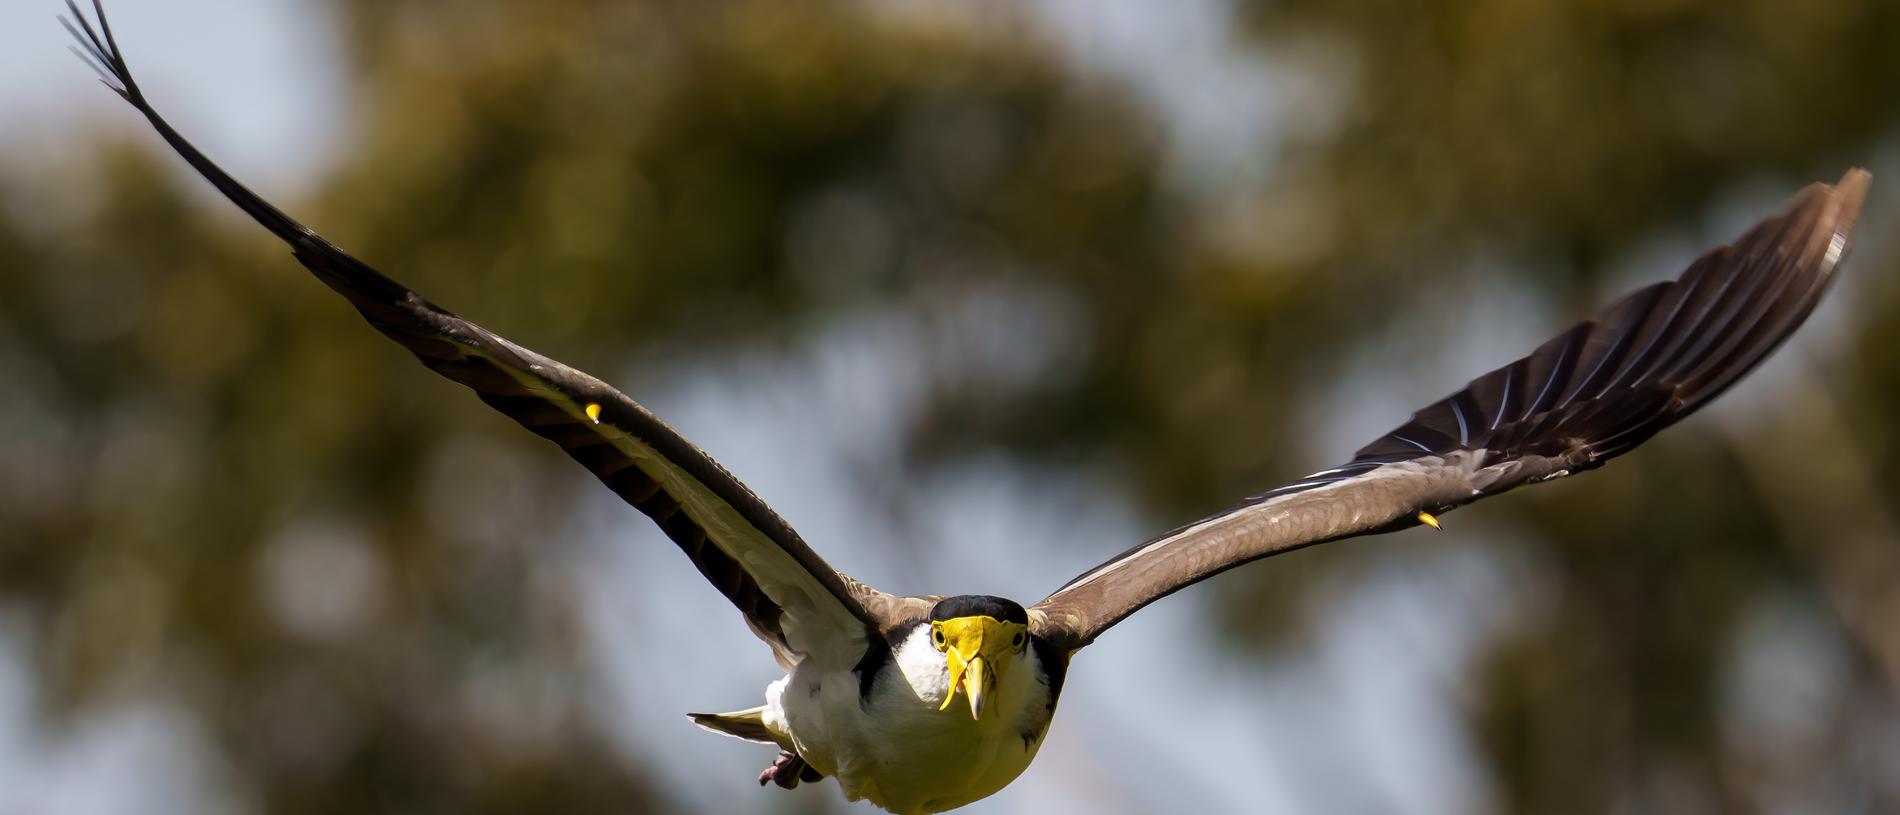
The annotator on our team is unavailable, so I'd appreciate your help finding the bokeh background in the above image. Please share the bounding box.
[3,1,1899,813]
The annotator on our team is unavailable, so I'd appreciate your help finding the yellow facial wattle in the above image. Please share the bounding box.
[932,616,1028,720]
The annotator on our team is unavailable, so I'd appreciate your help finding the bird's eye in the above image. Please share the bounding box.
[932,626,945,649]
[1012,632,1025,649]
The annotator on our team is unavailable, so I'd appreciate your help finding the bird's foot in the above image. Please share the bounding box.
[757,750,824,789]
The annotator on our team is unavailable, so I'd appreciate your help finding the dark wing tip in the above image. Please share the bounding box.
[1355,168,1870,474]
[1665,167,1869,410]
[64,0,330,249]
[1790,167,1869,275]
[60,1,139,102]
[1787,167,1867,285]
[1828,167,1870,249]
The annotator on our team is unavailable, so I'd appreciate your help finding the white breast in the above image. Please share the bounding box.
[764,625,1056,814]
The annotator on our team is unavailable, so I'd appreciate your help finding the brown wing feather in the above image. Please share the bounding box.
[66,0,901,663]
[1360,173,1858,472]
[1032,170,1868,650]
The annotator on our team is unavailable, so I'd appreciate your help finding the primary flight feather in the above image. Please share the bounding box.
[62,2,1867,811]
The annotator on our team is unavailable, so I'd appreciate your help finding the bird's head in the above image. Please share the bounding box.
[927,595,1030,720]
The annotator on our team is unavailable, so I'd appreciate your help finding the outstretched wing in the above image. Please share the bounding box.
[1031,168,1869,650]
[63,0,903,668]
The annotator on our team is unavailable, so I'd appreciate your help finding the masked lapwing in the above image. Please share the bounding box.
[63,2,1869,811]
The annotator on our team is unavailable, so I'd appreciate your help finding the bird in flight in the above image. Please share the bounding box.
[62,2,1867,812]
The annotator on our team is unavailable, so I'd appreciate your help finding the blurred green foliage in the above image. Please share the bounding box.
[2,0,1898,812]
[1228,2,1900,811]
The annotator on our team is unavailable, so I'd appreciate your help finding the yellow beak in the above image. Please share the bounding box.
[935,616,1016,720]
[958,656,989,719]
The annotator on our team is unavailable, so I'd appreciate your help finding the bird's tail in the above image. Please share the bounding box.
[688,707,781,745]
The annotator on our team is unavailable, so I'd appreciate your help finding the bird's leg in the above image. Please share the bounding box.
[757,749,824,789]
